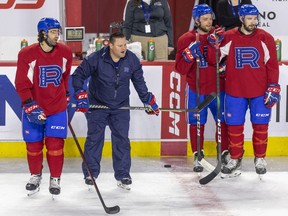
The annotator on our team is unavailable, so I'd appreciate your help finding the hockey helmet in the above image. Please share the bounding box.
[238,4,259,17]
[37,17,61,34]
[192,4,215,22]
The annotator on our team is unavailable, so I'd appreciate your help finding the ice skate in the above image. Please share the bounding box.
[221,158,242,178]
[84,176,96,190]
[254,157,267,180]
[117,178,132,190]
[221,150,230,167]
[26,174,42,196]
[49,177,61,196]
[193,151,204,175]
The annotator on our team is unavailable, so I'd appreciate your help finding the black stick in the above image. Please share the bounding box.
[71,92,216,113]
[195,32,203,162]
[68,122,120,214]
[199,32,222,185]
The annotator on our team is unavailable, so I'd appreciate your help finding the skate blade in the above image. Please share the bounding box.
[27,187,40,197]
[51,194,60,200]
[258,174,265,181]
[86,185,93,191]
[117,183,131,190]
[220,170,241,179]
[196,172,202,179]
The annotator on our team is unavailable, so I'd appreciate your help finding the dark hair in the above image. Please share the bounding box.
[37,30,45,43]
[109,32,125,44]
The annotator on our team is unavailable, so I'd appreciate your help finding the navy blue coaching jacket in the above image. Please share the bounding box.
[72,46,151,109]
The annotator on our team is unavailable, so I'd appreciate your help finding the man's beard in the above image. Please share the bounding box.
[243,24,256,33]
[198,25,210,33]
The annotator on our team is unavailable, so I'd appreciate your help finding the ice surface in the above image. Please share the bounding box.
[0,157,287,216]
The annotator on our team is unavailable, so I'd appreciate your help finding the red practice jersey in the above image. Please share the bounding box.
[219,27,279,98]
[15,43,72,116]
[175,28,225,95]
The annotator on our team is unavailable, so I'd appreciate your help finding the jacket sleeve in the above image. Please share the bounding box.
[71,55,94,92]
[122,1,134,41]
[163,0,174,47]
[130,54,150,103]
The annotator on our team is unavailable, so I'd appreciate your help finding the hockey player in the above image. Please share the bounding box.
[15,18,72,195]
[72,32,159,190]
[175,4,229,173]
[215,4,280,178]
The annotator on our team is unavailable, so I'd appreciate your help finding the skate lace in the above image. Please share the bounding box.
[225,159,239,169]
[194,159,203,167]
[28,175,41,185]
[255,158,267,168]
[50,178,60,189]
[221,151,230,164]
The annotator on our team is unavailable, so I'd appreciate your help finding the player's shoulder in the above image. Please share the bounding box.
[224,27,238,36]
[18,43,39,57]
[179,30,196,43]
[254,28,274,42]
[56,42,73,57]
[57,42,71,51]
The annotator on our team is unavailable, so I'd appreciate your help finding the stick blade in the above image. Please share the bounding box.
[105,205,120,214]
[199,163,221,185]
[197,92,216,112]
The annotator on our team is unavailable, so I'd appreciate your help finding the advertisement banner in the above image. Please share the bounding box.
[253,0,288,36]
[0,0,60,37]
[1,64,288,141]
[160,65,188,156]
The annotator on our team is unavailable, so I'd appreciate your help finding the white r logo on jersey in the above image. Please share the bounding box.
[235,47,260,69]
[39,65,62,87]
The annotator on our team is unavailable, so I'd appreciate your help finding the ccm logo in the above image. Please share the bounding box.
[0,0,45,9]
[168,71,181,136]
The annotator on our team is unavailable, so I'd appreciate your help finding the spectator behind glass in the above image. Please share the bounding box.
[122,0,174,60]
[217,0,252,30]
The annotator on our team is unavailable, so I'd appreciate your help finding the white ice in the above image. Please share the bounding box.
[0,157,288,216]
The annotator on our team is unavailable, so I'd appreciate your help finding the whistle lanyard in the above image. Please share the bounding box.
[228,0,240,17]
[141,0,151,24]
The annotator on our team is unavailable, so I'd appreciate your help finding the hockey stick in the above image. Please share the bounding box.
[71,92,216,113]
[193,32,215,172]
[199,31,222,185]
[195,32,203,163]
[68,122,120,214]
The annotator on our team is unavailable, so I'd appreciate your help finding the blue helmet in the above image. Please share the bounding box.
[37,17,61,34]
[238,4,259,17]
[192,4,215,22]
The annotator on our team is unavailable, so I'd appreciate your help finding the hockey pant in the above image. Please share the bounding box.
[82,109,131,181]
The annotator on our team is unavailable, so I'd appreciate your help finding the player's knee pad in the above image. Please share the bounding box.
[45,137,64,156]
[26,141,44,156]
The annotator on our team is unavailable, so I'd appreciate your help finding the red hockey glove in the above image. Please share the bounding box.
[208,26,224,48]
[264,84,281,108]
[182,41,203,62]
[23,101,46,125]
[215,25,225,37]
[144,93,159,116]
[74,89,89,112]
